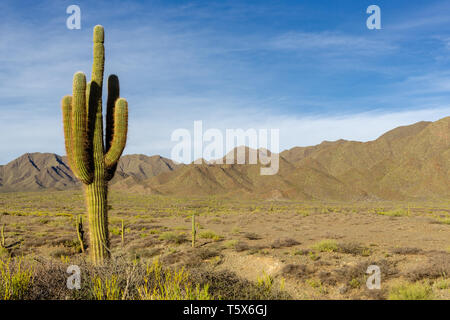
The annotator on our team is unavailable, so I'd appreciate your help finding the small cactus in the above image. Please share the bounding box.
[62,25,128,264]
[121,219,125,247]
[1,224,6,248]
[76,215,85,254]
[192,214,196,248]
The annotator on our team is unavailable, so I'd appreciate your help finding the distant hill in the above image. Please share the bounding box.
[0,153,181,192]
[115,116,449,201]
[0,116,448,200]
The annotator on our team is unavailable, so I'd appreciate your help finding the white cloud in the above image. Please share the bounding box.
[269,31,397,56]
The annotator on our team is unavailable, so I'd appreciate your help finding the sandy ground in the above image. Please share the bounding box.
[0,191,449,299]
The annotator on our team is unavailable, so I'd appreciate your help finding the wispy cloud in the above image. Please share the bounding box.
[0,1,449,164]
[269,31,396,56]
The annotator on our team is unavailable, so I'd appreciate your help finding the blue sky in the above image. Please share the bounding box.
[1,0,450,164]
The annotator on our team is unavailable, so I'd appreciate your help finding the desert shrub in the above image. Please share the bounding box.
[137,259,212,300]
[406,251,450,281]
[388,282,433,300]
[377,209,409,217]
[391,247,422,255]
[0,253,291,300]
[190,269,290,300]
[49,247,73,259]
[436,217,450,225]
[281,264,312,279]
[0,257,33,300]
[233,241,250,252]
[92,275,122,300]
[256,271,274,294]
[198,231,223,241]
[243,232,261,240]
[312,240,338,252]
[158,232,186,244]
[224,240,238,249]
[338,242,371,256]
[434,278,450,290]
[334,259,398,285]
[270,238,299,249]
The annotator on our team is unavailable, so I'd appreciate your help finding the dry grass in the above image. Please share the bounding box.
[0,191,448,300]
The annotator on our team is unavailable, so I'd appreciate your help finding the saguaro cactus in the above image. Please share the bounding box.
[62,25,128,264]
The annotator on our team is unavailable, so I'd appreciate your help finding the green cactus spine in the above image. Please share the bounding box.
[62,25,128,265]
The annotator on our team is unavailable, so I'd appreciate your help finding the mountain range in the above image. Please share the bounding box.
[0,116,448,201]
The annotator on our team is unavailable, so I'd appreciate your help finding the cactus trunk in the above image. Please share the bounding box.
[85,181,108,262]
[62,25,128,265]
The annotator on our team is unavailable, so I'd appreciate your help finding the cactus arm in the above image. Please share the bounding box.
[92,25,105,90]
[106,75,120,153]
[90,24,106,174]
[62,95,74,166]
[71,72,93,184]
[104,98,128,169]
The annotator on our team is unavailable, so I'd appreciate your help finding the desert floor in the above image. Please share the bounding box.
[0,191,449,300]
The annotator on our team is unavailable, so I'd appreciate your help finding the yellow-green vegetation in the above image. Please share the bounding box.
[434,278,450,290]
[199,230,223,241]
[256,271,274,294]
[349,278,361,289]
[159,231,185,244]
[224,240,239,249]
[137,260,212,300]
[306,278,327,294]
[376,208,409,217]
[296,209,310,217]
[0,191,449,300]
[306,278,322,289]
[312,239,338,252]
[92,275,122,300]
[308,251,319,261]
[61,25,128,265]
[388,282,433,300]
[0,258,33,300]
[436,217,450,225]
[1,224,6,248]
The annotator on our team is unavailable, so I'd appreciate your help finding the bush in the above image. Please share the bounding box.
[198,231,223,241]
[0,257,33,300]
[137,259,212,300]
[388,282,433,300]
[312,240,338,253]
[377,209,409,217]
[158,232,186,244]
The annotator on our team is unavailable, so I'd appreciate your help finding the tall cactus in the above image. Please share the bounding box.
[61,25,128,265]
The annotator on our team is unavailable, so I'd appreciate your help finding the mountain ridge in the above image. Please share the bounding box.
[1,116,448,200]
